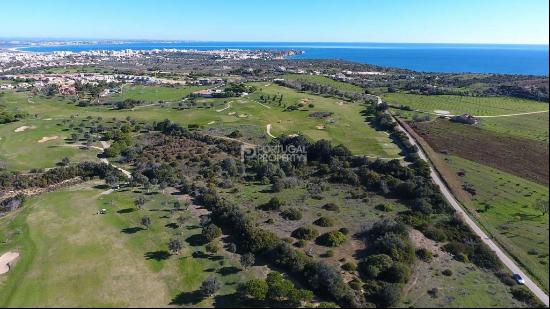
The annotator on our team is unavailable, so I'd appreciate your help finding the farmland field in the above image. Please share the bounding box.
[442,155,549,291]
[382,93,549,116]
[281,74,365,93]
[412,119,549,186]
[108,85,203,103]
[0,182,257,307]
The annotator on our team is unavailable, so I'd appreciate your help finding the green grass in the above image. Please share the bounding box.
[0,183,255,307]
[0,118,100,171]
[401,253,524,308]
[481,112,549,142]
[443,155,549,291]
[382,93,549,116]
[109,85,203,103]
[281,74,365,93]
[1,84,401,158]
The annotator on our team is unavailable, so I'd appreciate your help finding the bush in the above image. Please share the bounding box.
[314,216,335,227]
[375,203,394,212]
[442,269,453,276]
[292,226,319,241]
[261,197,284,211]
[415,248,433,262]
[342,262,357,272]
[323,203,340,212]
[202,224,222,242]
[280,208,303,221]
[317,231,347,247]
[381,262,411,283]
[359,254,393,279]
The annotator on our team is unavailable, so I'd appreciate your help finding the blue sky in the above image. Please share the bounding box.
[1,0,548,44]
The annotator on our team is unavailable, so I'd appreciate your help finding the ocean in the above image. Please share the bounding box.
[19,42,549,76]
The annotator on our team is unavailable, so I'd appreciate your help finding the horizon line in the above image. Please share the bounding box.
[1,37,549,46]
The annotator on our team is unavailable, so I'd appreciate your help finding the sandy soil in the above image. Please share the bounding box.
[14,126,35,133]
[0,251,20,275]
[315,125,326,130]
[38,136,59,143]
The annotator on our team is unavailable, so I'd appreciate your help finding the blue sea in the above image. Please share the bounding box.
[20,42,549,76]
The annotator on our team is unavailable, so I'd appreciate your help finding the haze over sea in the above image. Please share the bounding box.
[20,42,549,76]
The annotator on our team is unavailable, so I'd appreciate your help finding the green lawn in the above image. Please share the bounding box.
[443,155,549,291]
[382,93,549,116]
[1,85,401,158]
[108,85,203,103]
[0,182,255,307]
[0,118,100,171]
[481,112,549,142]
[281,74,365,93]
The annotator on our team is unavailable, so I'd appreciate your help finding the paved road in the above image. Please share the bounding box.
[393,116,549,306]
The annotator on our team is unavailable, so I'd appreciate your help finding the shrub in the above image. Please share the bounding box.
[342,262,357,272]
[415,248,433,262]
[324,250,335,258]
[281,208,303,221]
[261,197,284,211]
[381,262,411,283]
[317,231,347,247]
[202,224,222,242]
[199,276,221,297]
[359,254,393,279]
[292,226,319,241]
[375,203,394,212]
[349,278,363,291]
[314,216,335,227]
[323,203,340,212]
[442,269,453,276]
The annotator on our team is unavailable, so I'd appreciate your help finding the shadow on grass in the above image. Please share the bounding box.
[186,234,208,246]
[170,291,205,306]
[145,250,172,261]
[121,227,144,234]
[117,208,136,214]
[165,223,178,229]
[217,266,241,276]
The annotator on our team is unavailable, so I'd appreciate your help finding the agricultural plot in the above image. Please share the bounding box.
[442,155,549,292]
[281,74,365,93]
[481,112,549,142]
[108,85,203,103]
[0,182,257,307]
[412,119,548,186]
[382,93,549,116]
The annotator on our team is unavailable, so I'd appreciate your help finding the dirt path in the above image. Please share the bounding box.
[393,114,550,306]
[99,141,132,179]
[474,110,549,118]
[253,100,272,109]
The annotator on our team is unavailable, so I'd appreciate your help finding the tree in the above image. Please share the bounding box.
[176,215,186,228]
[206,242,219,254]
[534,200,549,216]
[134,196,145,209]
[105,175,118,188]
[202,224,222,242]
[141,216,152,229]
[239,279,268,300]
[266,272,293,301]
[168,238,182,254]
[240,252,255,269]
[60,156,70,166]
[199,276,221,297]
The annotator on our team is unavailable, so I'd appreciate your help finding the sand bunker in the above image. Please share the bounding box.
[434,110,450,116]
[207,121,216,125]
[228,112,236,116]
[14,126,35,133]
[38,136,59,143]
[316,125,326,130]
[238,114,249,118]
[0,251,19,275]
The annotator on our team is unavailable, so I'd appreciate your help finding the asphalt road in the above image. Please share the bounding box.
[392,115,549,306]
